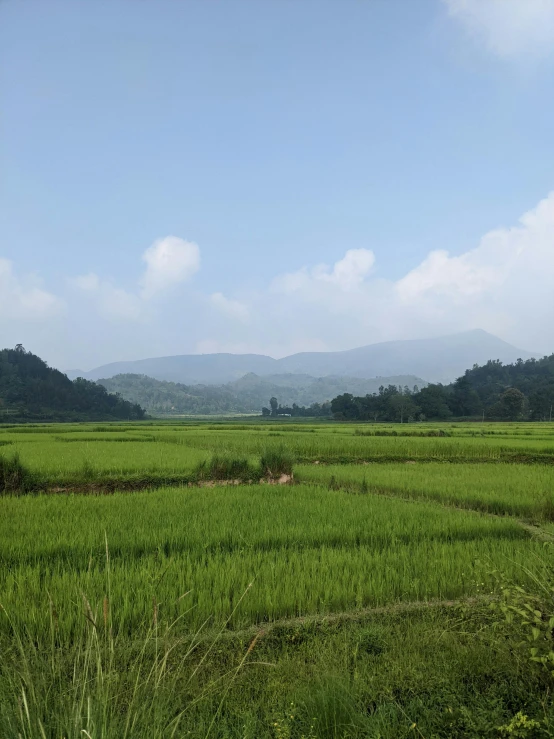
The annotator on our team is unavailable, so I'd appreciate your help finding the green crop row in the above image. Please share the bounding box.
[296,462,554,520]
[0,484,545,638]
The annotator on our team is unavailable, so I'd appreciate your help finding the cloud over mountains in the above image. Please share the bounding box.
[2,192,554,368]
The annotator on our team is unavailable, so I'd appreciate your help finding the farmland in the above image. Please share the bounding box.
[1,420,554,737]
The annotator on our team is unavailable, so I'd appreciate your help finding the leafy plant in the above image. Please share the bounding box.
[0,452,32,494]
[259,447,294,478]
[490,564,554,679]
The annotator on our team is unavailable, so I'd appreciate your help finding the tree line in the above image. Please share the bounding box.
[329,355,554,422]
[261,396,331,417]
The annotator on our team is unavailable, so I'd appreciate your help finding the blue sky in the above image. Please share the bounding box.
[1,0,554,369]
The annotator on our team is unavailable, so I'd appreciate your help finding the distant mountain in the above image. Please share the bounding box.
[68,353,276,385]
[98,372,428,416]
[275,330,537,383]
[69,330,537,386]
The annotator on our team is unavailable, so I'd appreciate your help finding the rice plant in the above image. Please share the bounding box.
[2,419,554,736]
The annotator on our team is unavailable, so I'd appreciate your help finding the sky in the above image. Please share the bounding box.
[1,0,554,370]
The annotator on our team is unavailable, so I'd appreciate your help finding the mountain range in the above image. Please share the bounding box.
[68,330,536,386]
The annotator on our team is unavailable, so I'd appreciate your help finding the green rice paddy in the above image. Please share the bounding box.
[1,419,554,737]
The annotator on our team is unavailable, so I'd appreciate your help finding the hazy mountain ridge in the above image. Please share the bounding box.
[69,330,536,386]
[97,372,428,415]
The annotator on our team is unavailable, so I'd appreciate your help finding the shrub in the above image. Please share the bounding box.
[259,447,294,478]
[79,459,97,481]
[328,475,340,491]
[0,452,32,494]
[539,493,554,522]
[196,454,251,481]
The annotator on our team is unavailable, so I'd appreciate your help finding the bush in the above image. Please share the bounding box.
[0,452,32,494]
[196,454,251,481]
[539,493,554,522]
[259,447,294,478]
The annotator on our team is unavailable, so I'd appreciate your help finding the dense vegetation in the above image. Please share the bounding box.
[98,372,242,415]
[0,346,146,421]
[331,353,554,421]
[98,372,426,416]
[1,419,553,736]
[261,395,331,417]
[98,354,554,423]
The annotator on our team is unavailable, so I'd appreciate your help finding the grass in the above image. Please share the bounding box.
[1,419,554,736]
[6,440,211,482]
[2,588,553,737]
[0,484,545,636]
[296,461,554,520]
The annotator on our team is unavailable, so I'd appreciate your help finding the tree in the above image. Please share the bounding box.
[388,391,419,423]
[269,397,278,417]
[331,393,357,420]
[327,353,554,423]
[449,375,482,417]
[528,385,554,421]
[415,384,452,420]
[499,387,525,420]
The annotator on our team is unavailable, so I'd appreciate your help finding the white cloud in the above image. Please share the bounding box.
[0,258,64,322]
[210,292,250,322]
[98,286,142,321]
[69,235,201,322]
[5,195,554,368]
[70,273,142,321]
[259,192,554,354]
[71,273,100,292]
[273,248,375,294]
[397,192,554,306]
[325,249,376,289]
[395,248,502,303]
[443,0,554,58]
[140,236,200,299]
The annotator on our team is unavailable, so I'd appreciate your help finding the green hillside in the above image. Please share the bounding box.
[0,346,146,422]
[331,354,554,421]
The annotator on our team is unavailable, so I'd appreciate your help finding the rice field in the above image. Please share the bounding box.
[9,439,212,482]
[296,461,554,519]
[2,421,554,487]
[1,483,544,637]
[1,419,554,737]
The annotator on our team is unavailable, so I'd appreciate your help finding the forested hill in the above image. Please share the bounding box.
[0,346,146,422]
[98,374,243,415]
[97,372,427,415]
[331,354,554,422]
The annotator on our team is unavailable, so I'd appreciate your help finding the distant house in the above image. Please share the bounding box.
[278,413,292,417]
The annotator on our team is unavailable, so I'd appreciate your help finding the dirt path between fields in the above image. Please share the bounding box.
[191,595,496,646]
[45,473,294,495]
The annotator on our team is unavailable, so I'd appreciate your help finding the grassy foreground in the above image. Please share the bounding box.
[1,420,554,737]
